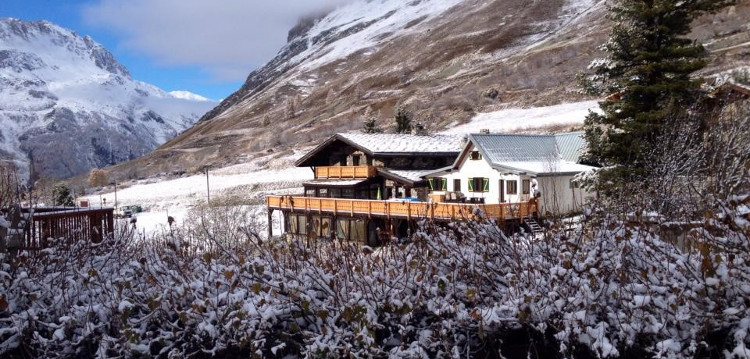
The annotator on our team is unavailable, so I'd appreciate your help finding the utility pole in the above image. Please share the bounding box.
[204,167,210,205]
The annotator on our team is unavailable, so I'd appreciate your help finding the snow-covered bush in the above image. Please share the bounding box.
[1,196,748,358]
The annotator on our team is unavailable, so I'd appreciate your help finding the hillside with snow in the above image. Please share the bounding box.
[118,0,749,179]
[0,18,217,180]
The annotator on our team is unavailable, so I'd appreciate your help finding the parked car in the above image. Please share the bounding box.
[116,205,134,218]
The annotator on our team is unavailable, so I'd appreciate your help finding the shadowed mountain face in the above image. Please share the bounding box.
[0,18,217,181]
[106,0,750,179]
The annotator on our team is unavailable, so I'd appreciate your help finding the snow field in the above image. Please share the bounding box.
[443,100,600,135]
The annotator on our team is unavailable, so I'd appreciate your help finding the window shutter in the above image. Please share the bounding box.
[428,178,434,190]
[468,178,474,192]
[482,178,489,192]
[441,178,447,191]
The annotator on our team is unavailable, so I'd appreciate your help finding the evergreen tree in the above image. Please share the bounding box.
[362,107,382,133]
[394,105,412,134]
[582,0,735,180]
[51,183,75,207]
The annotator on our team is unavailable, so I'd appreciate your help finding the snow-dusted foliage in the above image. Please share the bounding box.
[1,197,749,358]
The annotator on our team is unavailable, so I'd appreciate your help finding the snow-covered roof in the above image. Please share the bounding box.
[296,133,464,167]
[463,133,595,176]
[303,179,368,186]
[378,168,434,184]
[337,133,464,154]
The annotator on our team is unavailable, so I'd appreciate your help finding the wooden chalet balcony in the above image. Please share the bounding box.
[314,166,377,179]
[267,195,538,222]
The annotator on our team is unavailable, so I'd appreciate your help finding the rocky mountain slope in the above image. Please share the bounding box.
[0,18,216,181]
[108,0,750,179]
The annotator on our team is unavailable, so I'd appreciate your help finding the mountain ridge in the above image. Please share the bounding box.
[0,18,217,181]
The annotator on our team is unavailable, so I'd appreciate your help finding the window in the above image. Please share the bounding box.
[428,178,447,191]
[453,179,461,192]
[318,188,328,197]
[351,219,366,243]
[337,218,349,240]
[297,215,307,235]
[469,151,482,160]
[320,217,331,238]
[288,215,298,234]
[342,188,355,198]
[305,188,316,197]
[522,180,530,195]
[469,177,488,192]
[329,188,341,198]
[507,180,518,195]
[287,215,308,235]
[352,155,361,166]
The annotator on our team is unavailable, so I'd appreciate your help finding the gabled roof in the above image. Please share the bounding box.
[554,131,586,163]
[337,133,464,154]
[295,133,464,167]
[431,132,595,177]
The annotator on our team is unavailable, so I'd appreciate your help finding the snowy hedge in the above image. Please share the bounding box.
[1,202,749,358]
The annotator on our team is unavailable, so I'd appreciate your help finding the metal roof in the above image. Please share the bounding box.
[466,132,594,175]
[554,131,586,163]
[470,134,559,163]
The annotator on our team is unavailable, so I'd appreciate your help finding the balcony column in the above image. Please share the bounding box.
[267,209,273,238]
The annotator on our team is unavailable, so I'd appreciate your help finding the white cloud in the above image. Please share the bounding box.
[82,0,350,82]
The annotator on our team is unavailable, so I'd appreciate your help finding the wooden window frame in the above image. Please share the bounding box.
[469,151,482,160]
[507,180,518,195]
[522,179,530,195]
[469,177,488,193]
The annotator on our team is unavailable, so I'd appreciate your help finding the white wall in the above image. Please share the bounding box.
[536,175,592,216]
[430,144,532,205]
[429,144,594,215]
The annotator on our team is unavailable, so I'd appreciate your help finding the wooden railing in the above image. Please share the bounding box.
[21,207,115,250]
[314,166,377,179]
[266,195,537,222]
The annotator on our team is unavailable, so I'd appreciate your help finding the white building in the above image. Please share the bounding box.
[425,132,596,216]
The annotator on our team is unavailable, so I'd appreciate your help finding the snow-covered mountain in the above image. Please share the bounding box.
[0,18,217,180]
[112,0,749,179]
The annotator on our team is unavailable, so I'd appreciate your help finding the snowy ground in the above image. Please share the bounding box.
[82,161,311,236]
[442,100,600,135]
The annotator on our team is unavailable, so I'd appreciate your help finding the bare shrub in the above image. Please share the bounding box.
[87,168,108,188]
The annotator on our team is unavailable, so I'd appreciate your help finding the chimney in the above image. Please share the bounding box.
[460,135,469,148]
[412,122,428,136]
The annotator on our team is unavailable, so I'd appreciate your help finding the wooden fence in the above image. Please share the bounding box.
[20,207,115,250]
[267,195,537,222]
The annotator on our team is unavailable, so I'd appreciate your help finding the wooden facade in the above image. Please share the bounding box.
[266,195,538,244]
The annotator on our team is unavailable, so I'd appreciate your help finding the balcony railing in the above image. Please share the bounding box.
[314,166,377,179]
[266,195,537,221]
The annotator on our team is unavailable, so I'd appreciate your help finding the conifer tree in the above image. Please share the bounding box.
[394,105,412,134]
[582,0,735,180]
[51,183,75,207]
[362,107,382,133]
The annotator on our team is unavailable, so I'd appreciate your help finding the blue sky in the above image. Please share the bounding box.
[1,0,347,100]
